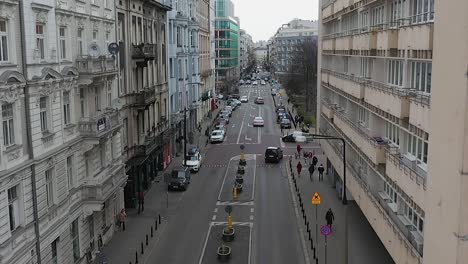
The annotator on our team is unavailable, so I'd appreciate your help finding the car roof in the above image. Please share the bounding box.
[267,147,279,150]
[212,130,223,133]
[255,116,263,119]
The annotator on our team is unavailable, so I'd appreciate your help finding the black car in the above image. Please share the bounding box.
[168,167,191,191]
[276,106,286,112]
[280,118,292,129]
[264,147,284,163]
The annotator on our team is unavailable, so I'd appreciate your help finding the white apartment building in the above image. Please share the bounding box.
[0,0,125,263]
[318,0,468,263]
[167,0,201,155]
[115,0,171,209]
[239,29,253,74]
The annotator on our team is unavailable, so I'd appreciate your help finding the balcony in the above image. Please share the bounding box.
[132,43,157,61]
[78,110,121,144]
[363,81,410,118]
[321,100,335,120]
[333,111,387,165]
[335,35,353,51]
[376,29,399,50]
[171,111,183,125]
[126,87,156,110]
[82,162,127,216]
[326,70,365,99]
[333,0,347,14]
[321,139,424,263]
[385,147,426,208]
[322,38,335,51]
[398,23,433,51]
[322,3,333,19]
[409,94,430,132]
[321,71,329,83]
[76,56,117,78]
[352,32,377,51]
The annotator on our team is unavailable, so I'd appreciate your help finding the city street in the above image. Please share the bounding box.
[101,82,393,264]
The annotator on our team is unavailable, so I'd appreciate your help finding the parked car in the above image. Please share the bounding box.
[183,146,202,172]
[219,114,229,124]
[253,81,258,85]
[225,105,234,113]
[233,99,242,106]
[254,97,264,104]
[246,80,251,84]
[260,80,266,85]
[282,131,308,143]
[280,118,292,129]
[214,124,226,134]
[264,147,284,163]
[230,94,241,100]
[276,105,286,112]
[210,130,225,143]
[168,167,191,191]
[221,110,231,117]
[253,116,265,127]
[240,96,249,103]
[239,80,245,85]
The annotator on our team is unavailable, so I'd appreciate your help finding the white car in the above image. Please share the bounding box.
[240,96,248,103]
[252,81,258,85]
[210,130,225,143]
[261,80,266,85]
[253,116,265,127]
[183,148,202,172]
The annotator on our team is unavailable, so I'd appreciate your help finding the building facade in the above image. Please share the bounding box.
[239,29,253,75]
[270,19,317,75]
[116,0,171,210]
[253,41,267,66]
[317,0,467,263]
[0,0,126,263]
[214,0,239,84]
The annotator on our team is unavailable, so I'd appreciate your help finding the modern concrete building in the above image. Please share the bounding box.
[0,0,126,263]
[167,0,202,156]
[270,19,318,75]
[214,0,239,84]
[318,0,468,263]
[116,0,171,210]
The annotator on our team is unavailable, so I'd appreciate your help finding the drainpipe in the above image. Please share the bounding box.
[18,0,42,263]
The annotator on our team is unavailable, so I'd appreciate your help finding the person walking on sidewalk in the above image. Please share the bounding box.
[137,191,145,214]
[326,208,335,229]
[312,155,318,167]
[308,164,315,182]
[318,164,325,181]
[119,209,127,231]
[296,161,302,178]
[296,144,302,159]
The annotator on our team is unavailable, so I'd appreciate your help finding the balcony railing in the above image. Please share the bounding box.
[385,145,427,190]
[78,110,121,140]
[132,44,157,60]
[76,56,117,75]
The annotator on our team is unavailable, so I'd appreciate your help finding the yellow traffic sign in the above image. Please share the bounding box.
[312,192,321,205]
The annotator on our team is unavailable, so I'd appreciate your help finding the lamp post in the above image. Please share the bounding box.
[311,134,347,264]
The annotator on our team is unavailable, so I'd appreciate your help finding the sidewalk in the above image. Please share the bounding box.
[99,111,218,264]
[289,153,394,264]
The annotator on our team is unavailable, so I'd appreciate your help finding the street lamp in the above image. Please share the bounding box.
[311,134,348,264]
[183,82,202,161]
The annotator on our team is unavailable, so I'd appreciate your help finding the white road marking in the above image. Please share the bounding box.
[214,208,218,213]
[248,222,253,264]
[250,208,254,213]
[212,215,217,221]
[197,223,213,264]
[216,201,254,206]
[245,136,252,141]
[280,138,286,148]
[217,157,235,200]
[249,215,254,221]
[251,154,257,200]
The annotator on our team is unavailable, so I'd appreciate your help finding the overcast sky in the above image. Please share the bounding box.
[230,0,319,42]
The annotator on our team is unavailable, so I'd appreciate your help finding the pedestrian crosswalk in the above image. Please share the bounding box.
[216,201,254,206]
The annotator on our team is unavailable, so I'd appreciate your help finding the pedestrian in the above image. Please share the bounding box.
[296,161,302,178]
[287,98,290,104]
[312,155,318,167]
[138,191,145,214]
[326,208,335,229]
[119,209,127,231]
[308,164,315,182]
[296,144,302,159]
[318,164,325,181]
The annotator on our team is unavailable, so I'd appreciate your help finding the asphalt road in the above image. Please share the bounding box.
[145,82,307,264]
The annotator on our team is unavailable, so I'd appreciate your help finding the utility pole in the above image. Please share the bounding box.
[184,107,187,161]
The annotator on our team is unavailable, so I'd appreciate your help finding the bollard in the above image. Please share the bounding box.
[146,235,148,245]
[311,239,313,251]
[141,242,144,254]
[158,214,161,224]
[151,226,154,237]
[155,220,158,230]
[313,247,316,259]
[135,251,139,264]
[307,222,310,233]
[308,229,311,241]
[316,257,318,264]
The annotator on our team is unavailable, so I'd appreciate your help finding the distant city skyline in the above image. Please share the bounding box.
[231,0,319,42]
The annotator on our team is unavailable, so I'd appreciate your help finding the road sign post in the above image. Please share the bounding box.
[320,225,332,264]
[311,192,321,243]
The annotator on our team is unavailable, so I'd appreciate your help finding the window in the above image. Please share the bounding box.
[390,0,406,27]
[63,91,71,125]
[190,30,195,47]
[359,10,369,32]
[67,156,73,190]
[176,26,181,47]
[51,238,59,264]
[412,0,434,23]
[387,60,403,86]
[360,57,372,78]
[93,30,98,41]
[410,61,431,93]
[8,185,20,231]
[45,168,54,207]
[404,125,429,163]
[71,219,80,262]
[89,217,95,250]
[358,106,369,128]
[40,97,48,132]
[94,87,101,112]
[122,118,128,147]
[36,24,45,59]
[59,27,66,59]
[0,20,8,62]
[105,32,110,52]
[371,6,384,28]
[77,28,83,55]
[169,58,174,77]
[385,121,400,145]
[107,83,112,107]
[2,103,14,146]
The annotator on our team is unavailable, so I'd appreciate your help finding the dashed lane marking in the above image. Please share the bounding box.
[216,201,254,206]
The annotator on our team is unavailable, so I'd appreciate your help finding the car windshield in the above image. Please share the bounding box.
[212,131,221,136]
[172,171,186,179]
[255,117,263,120]
[187,155,198,161]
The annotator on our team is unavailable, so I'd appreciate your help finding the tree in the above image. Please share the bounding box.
[289,38,318,114]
